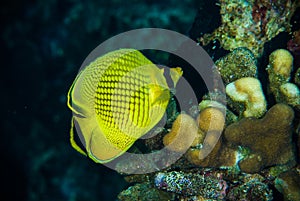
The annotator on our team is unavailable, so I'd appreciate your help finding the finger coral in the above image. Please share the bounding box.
[279,83,300,107]
[197,107,225,133]
[226,77,267,118]
[268,49,293,80]
[163,113,200,153]
[267,49,294,93]
[224,103,295,173]
[186,136,237,168]
[186,107,237,168]
[266,49,300,106]
[194,107,225,160]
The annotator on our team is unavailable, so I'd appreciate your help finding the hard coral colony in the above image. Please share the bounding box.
[66,1,300,201]
[115,1,300,200]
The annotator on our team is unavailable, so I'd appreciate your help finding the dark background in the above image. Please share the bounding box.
[1,0,206,200]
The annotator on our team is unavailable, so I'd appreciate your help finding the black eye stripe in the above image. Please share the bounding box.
[162,66,174,89]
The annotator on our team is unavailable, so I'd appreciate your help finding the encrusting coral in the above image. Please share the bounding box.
[224,103,295,173]
[226,77,267,118]
[215,47,257,84]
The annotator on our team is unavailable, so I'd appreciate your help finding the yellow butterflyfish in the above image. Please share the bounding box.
[67,49,182,163]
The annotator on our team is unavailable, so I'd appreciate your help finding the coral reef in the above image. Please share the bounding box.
[226,77,267,118]
[7,0,300,200]
[116,44,300,201]
[215,47,257,84]
[116,3,300,201]
[224,103,295,173]
[275,170,300,201]
[200,0,299,57]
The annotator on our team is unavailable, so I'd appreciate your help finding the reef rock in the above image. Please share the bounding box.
[118,183,173,201]
[200,0,299,57]
[154,170,227,199]
[227,174,273,201]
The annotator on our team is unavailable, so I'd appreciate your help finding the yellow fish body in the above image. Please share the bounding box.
[67,49,182,163]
